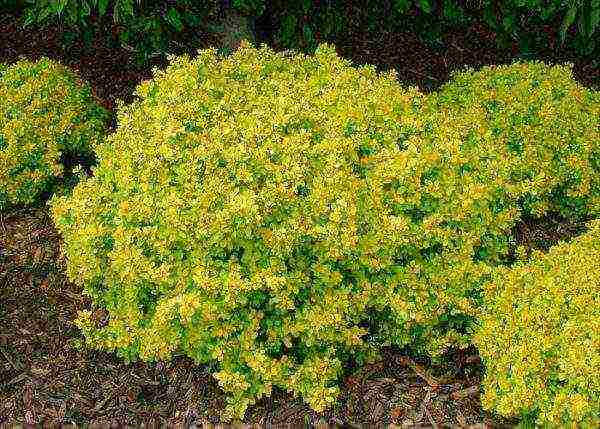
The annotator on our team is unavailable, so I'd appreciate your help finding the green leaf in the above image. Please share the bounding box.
[23,11,35,27]
[37,6,54,23]
[587,1,600,36]
[483,4,499,31]
[418,0,432,14]
[502,14,515,35]
[578,7,590,38]
[302,0,311,13]
[441,0,459,22]
[98,0,109,16]
[165,7,183,32]
[81,0,91,18]
[55,0,68,16]
[560,6,578,44]
[303,23,315,46]
[393,0,411,14]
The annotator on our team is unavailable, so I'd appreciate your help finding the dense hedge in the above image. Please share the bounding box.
[475,220,600,427]
[50,41,600,420]
[268,0,600,59]
[0,58,108,212]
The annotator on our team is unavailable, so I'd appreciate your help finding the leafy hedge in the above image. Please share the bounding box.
[475,219,600,427]
[0,57,108,212]
[50,41,600,421]
[2,1,599,65]
[271,0,600,59]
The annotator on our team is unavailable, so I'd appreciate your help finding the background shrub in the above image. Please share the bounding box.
[432,60,600,222]
[474,219,600,427]
[8,1,238,64]
[266,1,599,61]
[50,42,600,419]
[0,57,108,212]
[480,0,600,58]
[3,1,598,65]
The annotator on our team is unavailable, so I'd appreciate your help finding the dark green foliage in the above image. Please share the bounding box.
[3,1,598,64]
[8,1,224,64]
[482,0,600,60]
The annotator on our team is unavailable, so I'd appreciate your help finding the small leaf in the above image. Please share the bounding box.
[393,0,411,14]
[55,0,68,15]
[502,14,515,35]
[165,7,183,32]
[560,6,578,44]
[483,4,499,31]
[588,1,600,36]
[37,6,54,23]
[303,23,314,45]
[418,0,432,14]
[98,0,109,16]
[23,11,35,27]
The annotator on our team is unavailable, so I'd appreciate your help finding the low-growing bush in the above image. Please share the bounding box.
[0,57,108,212]
[475,219,600,428]
[50,41,600,419]
[432,60,600,221]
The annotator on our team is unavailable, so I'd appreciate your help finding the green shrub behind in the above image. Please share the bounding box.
[0,57,109,211]
[475,219,600,428]
[12,1,240,64]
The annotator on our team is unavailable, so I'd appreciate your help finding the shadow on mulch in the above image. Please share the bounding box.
[0,8,597,427]
[334,26,599,95]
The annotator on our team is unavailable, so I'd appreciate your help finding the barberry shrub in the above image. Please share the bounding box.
[50,41,600,419]
[432,61,600,220]
[475,220,600,428]
[0,58,109,211]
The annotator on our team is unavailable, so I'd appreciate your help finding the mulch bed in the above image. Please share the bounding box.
[1,8,597,427]
[0,208,507,426]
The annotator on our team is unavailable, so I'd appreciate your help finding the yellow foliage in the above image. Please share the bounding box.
[0,58,108,210]
[50,41,600,420]
[475,220,600,428]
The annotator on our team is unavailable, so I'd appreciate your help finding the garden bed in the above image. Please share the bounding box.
[0,8,598,426]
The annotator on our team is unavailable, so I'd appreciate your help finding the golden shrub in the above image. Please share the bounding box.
[0,58,109,211]
[433,60,600,220]
[475,220,600,428]
[50,42,600,420]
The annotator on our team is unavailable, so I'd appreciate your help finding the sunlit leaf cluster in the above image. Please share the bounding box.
[475,220,600,428]
[0,58,108,211]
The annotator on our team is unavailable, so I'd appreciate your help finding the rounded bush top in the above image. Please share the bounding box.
[51,40,437,417]
[476,219,600,427]
[57,40,432,287]
[0,57,109,211]
[434,60,600,218]
[50,42,600,420]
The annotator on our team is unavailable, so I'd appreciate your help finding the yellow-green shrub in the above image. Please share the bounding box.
[49,42,600,419]
[0,58,109,211]
[432,61,600,220]
[474,219,600,428]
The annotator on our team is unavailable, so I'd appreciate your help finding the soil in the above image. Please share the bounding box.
[1,6,598,427]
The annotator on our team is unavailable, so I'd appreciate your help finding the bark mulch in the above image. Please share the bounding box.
[0,208,508,426]
[1,8,598,427]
